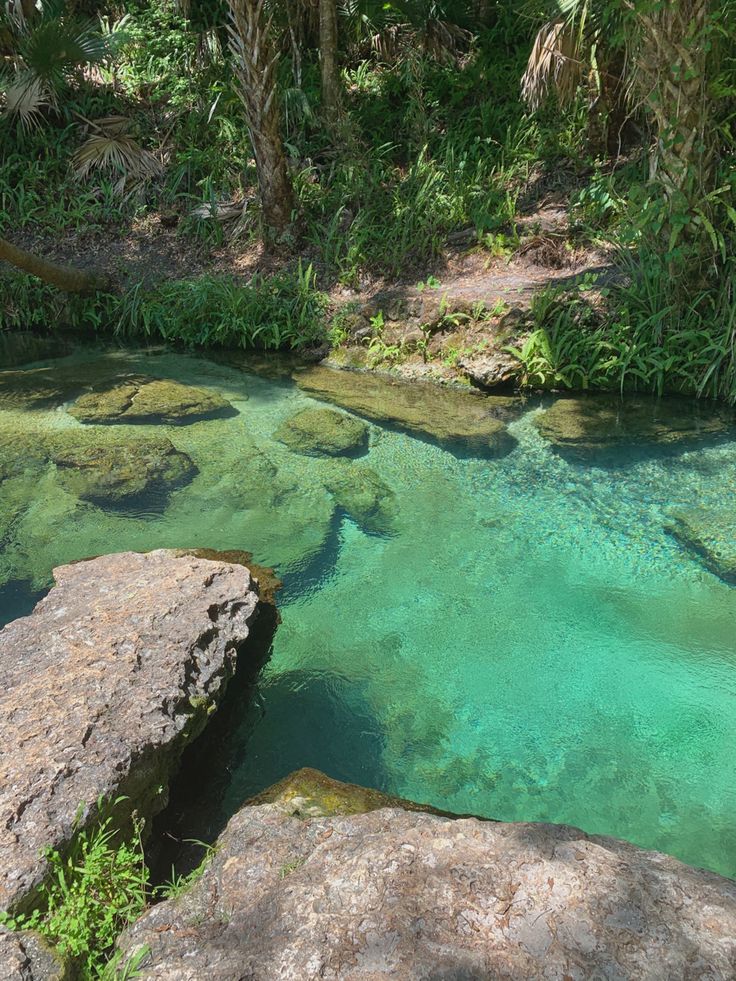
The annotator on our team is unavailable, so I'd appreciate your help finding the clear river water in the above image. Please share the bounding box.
[1,343,735,878]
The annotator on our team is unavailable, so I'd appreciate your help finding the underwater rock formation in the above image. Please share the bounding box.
[323,461,396,534]
[119,768,736,981]
[274,406,369,457]
[68,378,233,425]
[0,550,263,913]
[535,395,734,462]
[47,431,197,507]
[667,507,736,584]
[294,365,520,456]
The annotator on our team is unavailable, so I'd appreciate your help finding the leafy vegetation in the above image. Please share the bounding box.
[0,799,149,979]
[0,0,735,398]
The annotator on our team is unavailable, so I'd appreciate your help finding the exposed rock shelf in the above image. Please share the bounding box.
[120,769,736,981]
[0,550,262,913]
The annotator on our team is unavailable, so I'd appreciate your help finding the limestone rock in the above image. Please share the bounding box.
[536,395,734,462]
[0,928,71,981]
[0,550,262,912]
[667,507,736,584]
[323,461,396,534]
[294,365,520,457]
[459,348,521,389]
[274,407,369,458]
[119,769,736,981]
[47,431,196,507]
[69,378,233,425]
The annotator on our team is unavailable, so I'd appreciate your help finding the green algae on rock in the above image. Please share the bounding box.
[293,365,519,456]
[323,461,396,535]
[667,508,736,585]
[68,378,234,425]
[247,767,464,820]
[535,396,735,462]
[47,431,196,507]
[274,406,369,457]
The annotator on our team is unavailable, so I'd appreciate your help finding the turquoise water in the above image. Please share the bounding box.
[2,346,736,877]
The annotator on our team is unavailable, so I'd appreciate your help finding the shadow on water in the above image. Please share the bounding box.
[150,603,389,882]
[0,580,47,630]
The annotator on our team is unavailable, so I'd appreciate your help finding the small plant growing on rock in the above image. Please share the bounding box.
[0,798,149,979]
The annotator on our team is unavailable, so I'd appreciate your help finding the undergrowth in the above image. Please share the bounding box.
[1,264,328,350]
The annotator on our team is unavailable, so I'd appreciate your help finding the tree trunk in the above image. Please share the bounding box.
[635,0,713,200]
[319,0,341,127]
[0,237,109,293]
[227,0,295,240]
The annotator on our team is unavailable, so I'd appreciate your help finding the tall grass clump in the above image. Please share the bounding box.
[117,263,328,349]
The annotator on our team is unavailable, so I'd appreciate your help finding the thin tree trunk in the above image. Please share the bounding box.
[0,237,109,293]
[635,0,713,200]
[227,0,295,240]
[319,0,341,127]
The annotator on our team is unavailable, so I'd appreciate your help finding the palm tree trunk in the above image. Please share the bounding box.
[0,237,109,293]
[635,0,713,199]
[227,0,295,240]
[319,0,341,126]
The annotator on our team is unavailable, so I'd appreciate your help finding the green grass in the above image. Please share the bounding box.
[0,799,148,980]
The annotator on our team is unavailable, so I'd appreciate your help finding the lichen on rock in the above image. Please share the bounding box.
[274,406,369,457]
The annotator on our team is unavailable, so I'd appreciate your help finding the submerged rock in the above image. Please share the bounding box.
[323,461,396,534]
[274,406,369,457]
[47,431,196,507]
[294,365,519,456]
[0,550,263,913]
[69,378,233,425]
[667,507,736,584]
[536,395,734,462]
[119,768,736,980]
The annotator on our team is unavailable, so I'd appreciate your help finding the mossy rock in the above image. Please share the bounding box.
[248,767,484,821]
[0,927,72,981]
[323,461,396,535]
[294,365,519,457]
[667,507,736,585]
[46,431,197,507]
[535,396,735,462]
[68,377,234,425]
[275,407,369,457]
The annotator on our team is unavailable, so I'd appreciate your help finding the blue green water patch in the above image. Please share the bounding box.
[1,346,735,877]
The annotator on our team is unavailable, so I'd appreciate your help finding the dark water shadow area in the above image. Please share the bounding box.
[150,606,389,882]
[0,580,48,629]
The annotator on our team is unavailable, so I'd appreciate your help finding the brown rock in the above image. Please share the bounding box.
[294,365,521,457]
[459,348,522,389]
[68,378,233,425]
[118,769,736,981]
[0,550,261,913]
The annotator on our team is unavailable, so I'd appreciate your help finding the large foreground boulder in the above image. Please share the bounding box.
[119,769,736,980]
[0,550,263,913]
[294,365,519,456]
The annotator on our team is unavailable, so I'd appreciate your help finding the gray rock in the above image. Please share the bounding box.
[0,928,71,980]
[119,769,736,981]
[0,550,262,913]
[459,349,521,389]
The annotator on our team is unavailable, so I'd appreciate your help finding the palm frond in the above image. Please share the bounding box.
[0,71,49,130]
[73,117,163,198]
[521,18,583,111]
